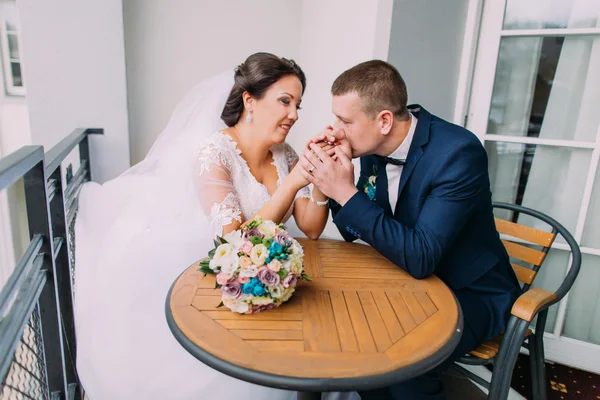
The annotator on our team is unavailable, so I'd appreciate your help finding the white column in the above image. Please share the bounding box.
[18,0,130,183]
[287,0,393,239]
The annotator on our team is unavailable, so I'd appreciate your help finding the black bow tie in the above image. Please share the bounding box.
[380,156,406,166]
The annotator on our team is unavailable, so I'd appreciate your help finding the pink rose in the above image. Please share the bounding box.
[267,259,282,272]
[238,256,252,268]
[282,273,298,289]
[237,276,250,284]
[221,282,242,299]
[216,273,230,286]
[240,241,253,255]
[257,267,280,287]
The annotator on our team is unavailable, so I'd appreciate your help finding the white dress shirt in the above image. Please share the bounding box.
[386,112,418,214]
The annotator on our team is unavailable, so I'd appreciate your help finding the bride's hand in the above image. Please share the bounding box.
[307,126,350,159]
[288,163,311,189]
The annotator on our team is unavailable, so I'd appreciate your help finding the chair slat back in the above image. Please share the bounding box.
[495,218,557,285]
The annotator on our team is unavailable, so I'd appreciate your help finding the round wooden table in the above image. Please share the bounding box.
[166,239,462,398]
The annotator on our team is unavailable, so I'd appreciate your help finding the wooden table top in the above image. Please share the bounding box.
[166,239,462,392]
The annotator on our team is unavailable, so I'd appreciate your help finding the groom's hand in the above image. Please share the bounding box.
[308,126,352,159]
[299,144,358,206]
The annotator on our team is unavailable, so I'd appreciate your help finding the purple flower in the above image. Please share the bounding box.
[221,282,242,299]
[244,227,264,239]
[282,273,298,288]
[252,303,276,314]
[274,231,291,246]
[257,267,280,287]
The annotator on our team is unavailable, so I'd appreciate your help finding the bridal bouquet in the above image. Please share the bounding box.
[198,216,311,314]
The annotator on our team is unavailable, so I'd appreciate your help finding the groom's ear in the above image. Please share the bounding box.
[378,110,394,136]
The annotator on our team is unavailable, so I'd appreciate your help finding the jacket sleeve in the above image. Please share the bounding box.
[332,140,489,279]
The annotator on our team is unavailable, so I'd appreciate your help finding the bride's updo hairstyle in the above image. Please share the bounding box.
[221,52,306,127]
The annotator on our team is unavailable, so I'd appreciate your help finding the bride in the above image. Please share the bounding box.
[73,53,342,399]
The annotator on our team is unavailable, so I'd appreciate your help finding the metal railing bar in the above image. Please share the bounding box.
[45,129,102,177]
[0,235,43,317]
[0,146,44,191]
[0,259,46,383]
[52,238,64,261]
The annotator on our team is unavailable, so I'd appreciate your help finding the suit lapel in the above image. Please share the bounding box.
[374,158,393,216]
[394,105,431,215]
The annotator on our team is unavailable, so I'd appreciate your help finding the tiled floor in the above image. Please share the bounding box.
[81,355,600,399]
[510,355,600,400]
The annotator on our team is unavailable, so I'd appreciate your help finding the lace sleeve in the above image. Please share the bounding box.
[283,143,311,201]
[194,141,242,237]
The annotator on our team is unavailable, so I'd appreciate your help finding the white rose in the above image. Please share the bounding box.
[222,230,244,248]
[281,287,295,302]
[223,297,249,314]
[258,220,278,236]
[250,244,268,266]
[251,296,274,305]
[288,257,303,275]
[368,176,377,185]
[239,264,258,278]
[289,242,304,256]
[268,284,284,299]
[213,243,239,276]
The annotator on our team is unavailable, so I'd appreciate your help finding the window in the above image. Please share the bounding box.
[0,2,24,96]
[467,0,600,373]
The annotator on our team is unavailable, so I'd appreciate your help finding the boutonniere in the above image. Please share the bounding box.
[363,166,378,201]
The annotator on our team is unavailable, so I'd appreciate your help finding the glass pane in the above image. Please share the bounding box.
[531,249,570,333]
[10,63,23,87]
[486,142,591,236]
[7,34,19,60]
[487,36,600,142]
[562,254,600,345]
[503,0,600,30]
[2,6,19,32]
[582,166,600,248]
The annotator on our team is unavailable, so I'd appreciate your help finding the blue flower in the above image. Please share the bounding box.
[252,284,266,296]
[242,281,255,294]
[367,186,376,200]
[250,278,260,286]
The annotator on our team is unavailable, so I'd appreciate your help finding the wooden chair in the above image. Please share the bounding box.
[451,202,582,400]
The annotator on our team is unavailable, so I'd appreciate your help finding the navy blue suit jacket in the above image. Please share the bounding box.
[330,105,521,345]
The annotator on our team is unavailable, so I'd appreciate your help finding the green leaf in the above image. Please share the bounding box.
[208,248,216,258]
[277,269,288,279]
[216,301,224,308]
[300,272,312,282]
[199,259,210,268]
[249,236,262,245]
[218,236,228,244]
[262,238,273,248]
[198,266,215,275]
[278,223,285,229]
[215,282,222,289]
[213,239,220,248]
[246,218,260,229]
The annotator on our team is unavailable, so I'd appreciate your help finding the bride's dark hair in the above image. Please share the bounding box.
[221,52,306,127]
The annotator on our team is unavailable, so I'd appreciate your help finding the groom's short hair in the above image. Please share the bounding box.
[331,60,408,120]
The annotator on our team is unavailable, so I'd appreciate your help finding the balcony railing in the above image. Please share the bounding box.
[0,128,103,400]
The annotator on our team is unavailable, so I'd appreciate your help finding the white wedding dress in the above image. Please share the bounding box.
[73,70,357,400]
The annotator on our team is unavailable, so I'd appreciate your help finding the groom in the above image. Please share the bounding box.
[298,60,522,400]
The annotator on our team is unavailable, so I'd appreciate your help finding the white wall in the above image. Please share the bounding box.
[123,0,394,240]
[387,0,470,121]
[123,0,302,164]
[18,0,130,183]
[292,0,394,239]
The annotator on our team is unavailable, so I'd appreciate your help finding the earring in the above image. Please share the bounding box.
[246,112,252,123]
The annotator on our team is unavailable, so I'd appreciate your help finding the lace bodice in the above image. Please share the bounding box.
[194,132,310,236]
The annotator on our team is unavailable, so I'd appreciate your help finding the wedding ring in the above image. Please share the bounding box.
[309,166,315,173]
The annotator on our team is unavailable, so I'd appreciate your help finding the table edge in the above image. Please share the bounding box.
[165,273,464,392]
